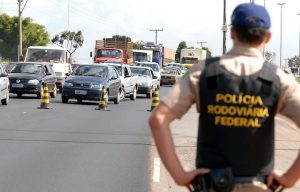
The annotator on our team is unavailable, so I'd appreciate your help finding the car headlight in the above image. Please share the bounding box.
[90,83,102,89]
[64,82,74,87]
[28,79,39,85]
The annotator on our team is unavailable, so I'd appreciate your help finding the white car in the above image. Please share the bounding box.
[165,62,187,76]
[0,63,9,105]
[130,66,159,98]
[108,63,139,101]
[134,62,161,87]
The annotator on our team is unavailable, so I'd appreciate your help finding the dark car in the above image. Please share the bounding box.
[61,64,122,104]
[8,62,57,98]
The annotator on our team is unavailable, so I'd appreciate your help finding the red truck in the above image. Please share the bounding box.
[92,38,133,64]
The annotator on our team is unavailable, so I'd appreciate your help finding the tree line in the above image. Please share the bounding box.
[0,14,83,62]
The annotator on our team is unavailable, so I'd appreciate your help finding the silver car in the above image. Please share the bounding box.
[0,63,9,105]
[130,66,158,98]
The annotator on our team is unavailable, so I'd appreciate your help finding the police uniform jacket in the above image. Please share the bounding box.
[161,46,300,176]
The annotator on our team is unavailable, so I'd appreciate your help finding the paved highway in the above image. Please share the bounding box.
[0,87,170,192]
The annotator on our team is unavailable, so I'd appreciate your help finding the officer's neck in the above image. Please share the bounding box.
[233,41,265,53]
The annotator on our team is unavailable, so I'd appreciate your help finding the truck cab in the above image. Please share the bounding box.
[24,46,72,92]
[92,38,133,65]
[94,48,124,63]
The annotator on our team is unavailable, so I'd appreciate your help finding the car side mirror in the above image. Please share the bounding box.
[125,73,131,78]
[153,76,158,79]
[46,72,52,76]
[65,73,70,76]
[110,76,118,80]
[90,51,93,58]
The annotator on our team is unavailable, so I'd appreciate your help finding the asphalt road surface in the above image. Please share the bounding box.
[0,87,171,192]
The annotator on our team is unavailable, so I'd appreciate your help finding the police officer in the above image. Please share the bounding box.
[149,3,300,192]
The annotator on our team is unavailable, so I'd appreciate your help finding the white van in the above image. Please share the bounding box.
[24,46,72,91]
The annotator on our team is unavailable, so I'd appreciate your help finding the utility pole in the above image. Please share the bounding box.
[197,41,207,49]
[18,0,23,61]
[222,0,227,54]
[17,0,29,61]
[298,13,300,68]
[67,0,70,29]
[278,3,285,68]
[149,29,163,44]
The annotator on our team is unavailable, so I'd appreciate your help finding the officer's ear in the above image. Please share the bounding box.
[230,27,237,40]
[264,31,272,44]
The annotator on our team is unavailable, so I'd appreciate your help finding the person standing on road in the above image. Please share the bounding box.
[149,3,300,192]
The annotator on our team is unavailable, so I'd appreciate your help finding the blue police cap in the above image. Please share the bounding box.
[231,3,271,29]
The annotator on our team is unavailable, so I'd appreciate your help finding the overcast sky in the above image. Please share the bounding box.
[1,0,300,65]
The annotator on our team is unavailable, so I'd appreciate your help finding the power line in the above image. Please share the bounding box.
[149,29,163,44]
[47,0,112,30]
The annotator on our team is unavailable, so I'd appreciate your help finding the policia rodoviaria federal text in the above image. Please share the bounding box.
[149,3,300,192]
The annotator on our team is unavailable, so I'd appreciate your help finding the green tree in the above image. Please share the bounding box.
[175,41,188,62]
[288,55,300,68]
[52,30,84,59]
[133,40,144,49]
[0,13,50,61]
[111,35,132,41]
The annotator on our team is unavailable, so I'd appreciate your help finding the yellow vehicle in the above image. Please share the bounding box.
[180,49,206,68]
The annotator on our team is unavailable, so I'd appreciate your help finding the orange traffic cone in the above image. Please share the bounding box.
[148,88,160,112]
[95,87,110,111]
[38,83,52,109]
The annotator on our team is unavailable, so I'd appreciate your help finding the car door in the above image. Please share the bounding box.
[150,69,158,89]
[108,66,119,98]
[46,65,57,89]
[123,66,133,93]
[41,65,54,90]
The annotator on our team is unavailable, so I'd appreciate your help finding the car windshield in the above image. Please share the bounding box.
[10,64,43,74]
[162,68,179,75]
[97,49,122,58]
[168,64,182,69]
[136,63,159,72]
[74,66,108,78]
[131,68,151,77]
[133,52,148,62]
[26,49,65,63]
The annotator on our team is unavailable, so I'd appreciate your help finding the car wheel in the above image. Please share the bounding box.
[1,92,9,105]
[62,96,69,103]
[120,88,125,101]
[146,88,153,99]
[17,93,22,98]
[114,89,120,104]
[130,86,137,100]
[50,85,57,98]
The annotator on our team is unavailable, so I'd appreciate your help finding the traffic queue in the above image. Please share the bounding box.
[0,61,187,106]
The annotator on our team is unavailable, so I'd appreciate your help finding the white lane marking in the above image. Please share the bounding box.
[153,157,161,182]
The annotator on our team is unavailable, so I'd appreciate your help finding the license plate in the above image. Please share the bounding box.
[75,90,87,95]
[12,83,23,88]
